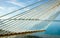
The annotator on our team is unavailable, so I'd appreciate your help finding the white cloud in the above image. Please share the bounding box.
[0,0,30,19]
[6,1,30,10]
[7,1,25,7]
[0,7,5,10]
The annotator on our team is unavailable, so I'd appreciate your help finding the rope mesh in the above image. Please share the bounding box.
[0,0,60,37]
